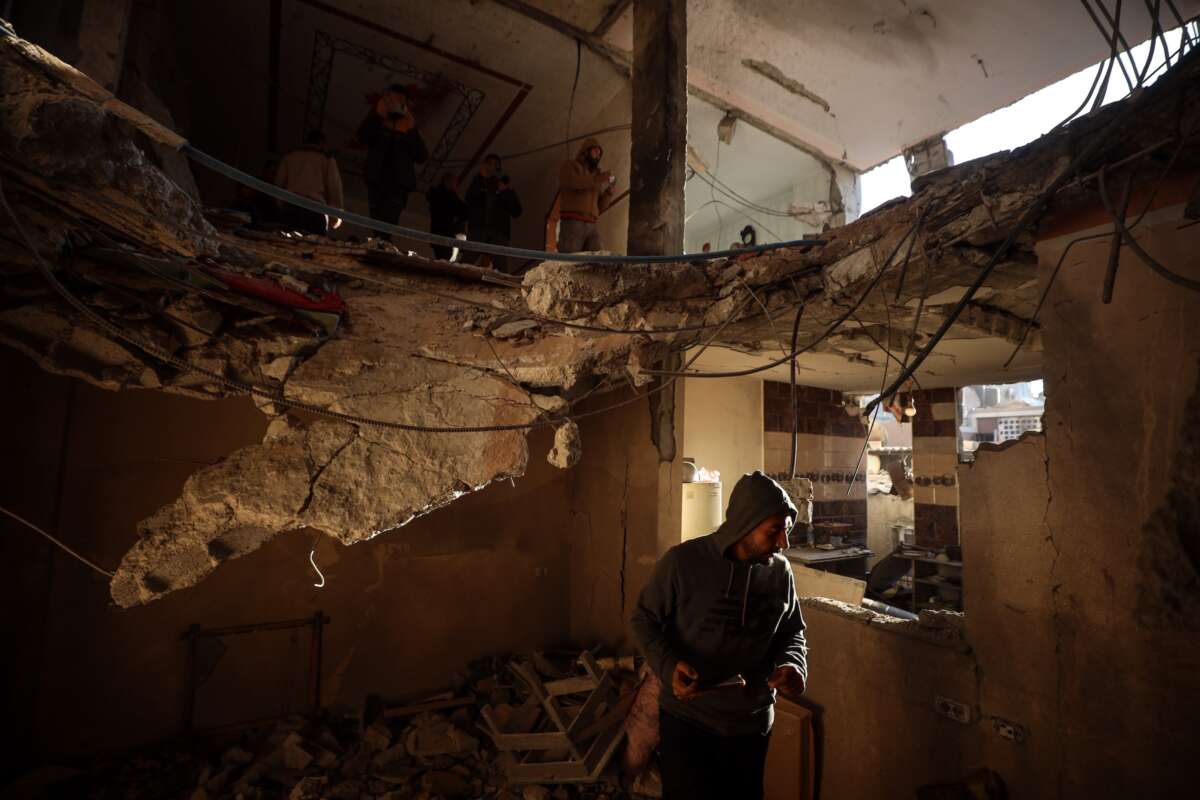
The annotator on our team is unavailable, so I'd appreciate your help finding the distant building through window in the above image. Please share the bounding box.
[958,380,1045,458]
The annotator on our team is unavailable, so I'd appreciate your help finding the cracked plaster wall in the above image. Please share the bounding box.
[567,391,669,649]
[0,348,574,760]
[791,212,1200,799]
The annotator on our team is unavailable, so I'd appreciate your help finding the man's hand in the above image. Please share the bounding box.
[596,170,613,185]
[767,665,805,696]
[671,660,701,701]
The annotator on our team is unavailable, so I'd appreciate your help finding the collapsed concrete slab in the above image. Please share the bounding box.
[3,28,1198,605]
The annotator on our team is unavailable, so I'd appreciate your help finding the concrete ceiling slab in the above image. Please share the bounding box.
[602,0,1200,170]
[518,0,615,32]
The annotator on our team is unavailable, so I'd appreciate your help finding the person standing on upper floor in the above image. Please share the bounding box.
[466,153,522,272]
[358,84,428,231]
[557,137,616,253]
[426,173,468,261]
[274,131,344,237]
[630,471,808,800]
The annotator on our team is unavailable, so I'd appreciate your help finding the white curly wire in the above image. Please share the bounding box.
[309,548,326,588]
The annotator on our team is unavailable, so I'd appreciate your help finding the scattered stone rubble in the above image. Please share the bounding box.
[17,652,660,800]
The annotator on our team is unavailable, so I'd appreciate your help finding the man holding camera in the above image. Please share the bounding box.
[358,84,428,231]
[556,137,616,253]
[465,153,522,272]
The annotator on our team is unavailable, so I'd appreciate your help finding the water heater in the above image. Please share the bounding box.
[681,481,723,541]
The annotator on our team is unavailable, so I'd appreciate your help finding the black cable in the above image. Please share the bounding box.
[1098,166,1200,290]
[689,198,787,242]
[849,311,923,391]
[1051,56,1110,133]
[690,171,795,219]
[1079,0,1135,96]
[710,133,725,248]
[1163,0,1194,46]
[1093,0,1143,84]
[565,39,582,158]
[183,144,824,264]
[864,53,1169,417]
[697,169,798,218]
[442,125,631,165]
[644,210,926,379]
[1004,132,1189,366]
[1101,167,1134,302]
[0,174,754,434]
[787,303,804,481]
[1093,0,1127,111]
[845,280,894,495]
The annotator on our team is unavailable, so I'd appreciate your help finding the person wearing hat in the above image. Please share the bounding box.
[556,137,616,253]
[358,84,428,231]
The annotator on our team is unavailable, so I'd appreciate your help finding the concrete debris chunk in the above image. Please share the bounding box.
[221,746,255,765]
[360,722,392,753]
[288,776,327,800]
[372,741,408,768]
[404,714,479,757]
[423,769,472,797]
[491,319,539,339]
[547,420,582,469]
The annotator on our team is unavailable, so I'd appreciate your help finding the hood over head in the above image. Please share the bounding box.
[577,137,602,160]
[711,471,797,556]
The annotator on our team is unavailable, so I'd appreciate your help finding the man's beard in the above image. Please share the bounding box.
[585,155,601,170]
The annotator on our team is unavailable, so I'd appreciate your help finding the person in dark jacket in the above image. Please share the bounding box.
[631,471,808,800]
[426,173,468,261]
[465,154,522,271]
[358,84,428,232]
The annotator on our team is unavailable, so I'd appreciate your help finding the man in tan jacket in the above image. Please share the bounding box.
[557,137,615,252]
[275,130,344,236]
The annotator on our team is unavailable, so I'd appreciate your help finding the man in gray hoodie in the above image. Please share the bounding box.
[631,471,807,800]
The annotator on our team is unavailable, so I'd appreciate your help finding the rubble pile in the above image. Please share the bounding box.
[17,653,661,800]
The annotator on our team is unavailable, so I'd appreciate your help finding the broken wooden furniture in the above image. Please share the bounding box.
[480,651,631,784]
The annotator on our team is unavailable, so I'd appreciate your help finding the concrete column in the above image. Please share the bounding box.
[626,0,687,256]
[910,387,961,549]
[75,0,133,93]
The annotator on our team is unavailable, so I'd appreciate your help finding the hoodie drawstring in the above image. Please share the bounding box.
[725,563,735,597]
[741,564,754,627]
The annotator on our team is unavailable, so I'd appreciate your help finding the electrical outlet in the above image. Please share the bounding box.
[934,695,973,724]
[991,717,1026,743]
[534,566,549,577]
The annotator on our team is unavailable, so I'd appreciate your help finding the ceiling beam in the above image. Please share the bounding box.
[593,0,633,37]
[686,83,854,174]
[488,0,852,175]
[490,0,631,79]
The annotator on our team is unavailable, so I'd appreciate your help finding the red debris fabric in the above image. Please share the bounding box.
[204,267,346,313]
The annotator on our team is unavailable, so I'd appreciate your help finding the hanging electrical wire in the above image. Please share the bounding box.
[184,143,822,265]
[3,172,774,435]
[0,504,115,578]
[687,198,787,242]
[1004,120,1195,366]
[646,206,928,380]
[863,57,1180,417]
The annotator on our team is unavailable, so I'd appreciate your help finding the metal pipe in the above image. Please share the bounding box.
[862,597,920,621]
